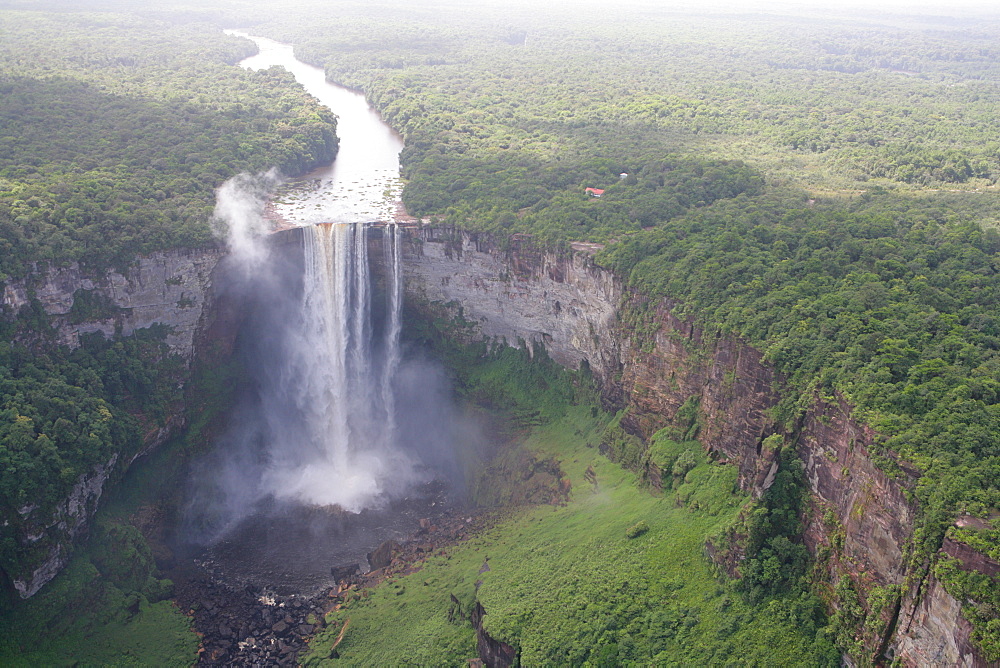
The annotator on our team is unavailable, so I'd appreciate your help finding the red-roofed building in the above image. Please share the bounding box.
[585,187,605,197]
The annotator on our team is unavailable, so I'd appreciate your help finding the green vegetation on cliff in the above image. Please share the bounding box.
[0,320,185,583]
[2,0,1000,662]
[257,4,1000,657]
[0,0,337,572]
[0,3,334,650]
[596,190,1000,655]
[601,193,1000,511]
[0,433,201,666]
[303,345,836,666]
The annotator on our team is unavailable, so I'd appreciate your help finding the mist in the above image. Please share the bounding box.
[210,169,280,276]
[182,173,472,550]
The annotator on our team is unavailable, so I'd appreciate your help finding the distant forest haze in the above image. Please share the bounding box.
[0,0,999,665]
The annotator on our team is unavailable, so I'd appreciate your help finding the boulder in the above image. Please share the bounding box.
[330,563,361,582]
[367,540,399,571]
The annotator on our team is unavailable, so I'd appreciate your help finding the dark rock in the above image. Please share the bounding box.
[330,563,361,582]
[298,624,313,636]
[448,592,465,623]
[943,535,1000,577]
[126,597,141,617]
[473,602,517,667]
[271,621,288,635]
[367,540,398,571]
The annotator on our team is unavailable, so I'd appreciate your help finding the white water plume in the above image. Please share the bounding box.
[185,207,436,543]
[212,169,281,272]
[381,226,403,443]
[181,36,468,572]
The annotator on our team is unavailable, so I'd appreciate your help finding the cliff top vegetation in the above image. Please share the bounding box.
[1,0,1000,662]
[0,5,336,642]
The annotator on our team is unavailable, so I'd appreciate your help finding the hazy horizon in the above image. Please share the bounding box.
[0,0,997,20]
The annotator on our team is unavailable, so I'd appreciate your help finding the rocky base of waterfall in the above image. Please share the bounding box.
[358,509,495,585]
[174,577,324,666]
[172,509,494,664]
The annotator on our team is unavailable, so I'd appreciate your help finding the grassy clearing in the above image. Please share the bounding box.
[0,579,195,667]
[0,542,196,667]
[0,437,199,667]
[304,404,836,666]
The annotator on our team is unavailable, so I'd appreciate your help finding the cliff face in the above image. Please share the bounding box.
[1,247,225,598]
[10,455,117,599]
[402,227,993,667]
[3,248,223,357]
[403,229,621,374]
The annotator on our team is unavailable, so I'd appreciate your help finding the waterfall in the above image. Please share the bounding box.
[301,223,352,469]
[259,222,412,512]
[350,223,369,409]
[185,32,463,564]
[382,223,402,444]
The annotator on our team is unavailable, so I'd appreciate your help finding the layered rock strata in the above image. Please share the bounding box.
[401,226,994,667]
[2,248,223,356]
[401,229,620,374]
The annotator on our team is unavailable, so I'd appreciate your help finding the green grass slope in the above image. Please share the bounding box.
[304,398,836,666]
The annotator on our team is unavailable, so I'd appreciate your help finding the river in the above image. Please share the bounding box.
[226,31,405,225]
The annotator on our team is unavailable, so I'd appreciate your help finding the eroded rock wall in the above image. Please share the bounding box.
[402,229,620,375]
[11,455,117,598]
[1,247,225,597]
[402,227,993,667]
[3,247,224,357]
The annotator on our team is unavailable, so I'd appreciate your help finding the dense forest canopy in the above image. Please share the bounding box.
[279,6,1000,192]
[1,0,999,662]
[0,6,338,600]
[0,10,338,278]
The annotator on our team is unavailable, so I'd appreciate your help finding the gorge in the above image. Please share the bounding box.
[2,7,999,667]
[179,35,470,595]
[6,213,993,664]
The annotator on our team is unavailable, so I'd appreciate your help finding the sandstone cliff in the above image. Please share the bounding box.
[401,226,995,667]
[3,248,223,357]
[1,247,224,598]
